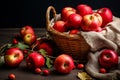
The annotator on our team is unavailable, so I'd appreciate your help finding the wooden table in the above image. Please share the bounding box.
[0,28,97,80]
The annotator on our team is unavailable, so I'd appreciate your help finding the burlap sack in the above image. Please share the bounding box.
[84,16,120,80]
[80,16,120,52]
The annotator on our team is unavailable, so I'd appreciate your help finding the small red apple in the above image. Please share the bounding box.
[99,49,119,69]
[77,63,84,69]
[23,33,36,45]
[26,52,45,69]
[34,68,42,74]
[67,13,82,29]
[69,29,79,34]
[97,8,113,27]
[81,13,103,32]
[42,69,50,76]
[12,38,18,44]
[4,48,24,67]
[99,68,107,73]
[54,54,75,74]
[8,73,15,80]
[76,4,93,17]
[53,20,67,32]
[23,49,28,55]
[20,25,35,37]
[61,7,76,21]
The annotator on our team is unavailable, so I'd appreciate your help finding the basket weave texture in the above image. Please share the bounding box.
[46,6,90,61]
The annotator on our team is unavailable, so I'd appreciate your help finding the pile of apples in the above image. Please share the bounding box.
[1,25,85,80]
[4,26,55,75]
[53,4,113,33]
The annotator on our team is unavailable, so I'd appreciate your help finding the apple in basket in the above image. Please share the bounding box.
[61,7,76,21]
[26,52,45,70]
[20,25,35,37]
[97,7,113,28]
[76,4,93,17]
[99,49,119,69]
[54,54,75,74]
[4,48,24,67]
[53,20,68,32]
[67,13,82,29]
[81,12,103,32]
[69,29,80,34]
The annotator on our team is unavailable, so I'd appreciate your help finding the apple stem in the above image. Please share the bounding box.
[46,55,56,59]
[0,43,8,56]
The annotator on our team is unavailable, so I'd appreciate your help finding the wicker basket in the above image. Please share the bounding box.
[46,6,90,62]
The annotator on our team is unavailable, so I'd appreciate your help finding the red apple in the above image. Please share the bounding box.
[81,13,103,32]
[42,69,50,76]
[53,20,67,32]
[67,13,82,29]
[36,42,53,56]
[99,68,107,73]
[8,73,16,80]
[97,8,113,27]
[4,48,24,67]
[76,4,93,16]
[61,7,76,21]
[26,52,45,69]
[77,63,84,69]
[23,33,36,45]
[99,49,119,69]
[34,68,42,74]
[54,54,75,74]
[69,29,79,34]
[12,38,18,44]
[20,25,35,37]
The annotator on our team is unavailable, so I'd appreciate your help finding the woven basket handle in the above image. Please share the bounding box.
[46,6,57,30]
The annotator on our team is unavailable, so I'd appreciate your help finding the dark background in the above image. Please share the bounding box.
[0,0,120,28]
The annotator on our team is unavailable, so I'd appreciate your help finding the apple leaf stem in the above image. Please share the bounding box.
[39,49,54,69]
[0,43,8,56]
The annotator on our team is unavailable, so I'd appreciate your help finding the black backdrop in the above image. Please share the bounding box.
[0,0,120,28]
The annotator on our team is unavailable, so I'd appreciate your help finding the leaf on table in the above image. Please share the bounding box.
[77,72,92,80]
[12,42,30,50]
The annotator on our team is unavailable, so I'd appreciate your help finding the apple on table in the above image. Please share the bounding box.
[54,54,75,74]
[4,48,24,67]
[26,52,45,70]
[23,33,37,45]
[20,25,35,37]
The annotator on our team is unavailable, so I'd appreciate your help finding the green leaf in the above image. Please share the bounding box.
[7,43,13,48]
[39,49,53,68]
[0,56,5,67]
[39,49,47,57]
[46,57,53,69]
[13,42,30,50]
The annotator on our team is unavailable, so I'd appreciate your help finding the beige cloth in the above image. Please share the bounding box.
[83,17,120,80]
[86,50,120,80]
